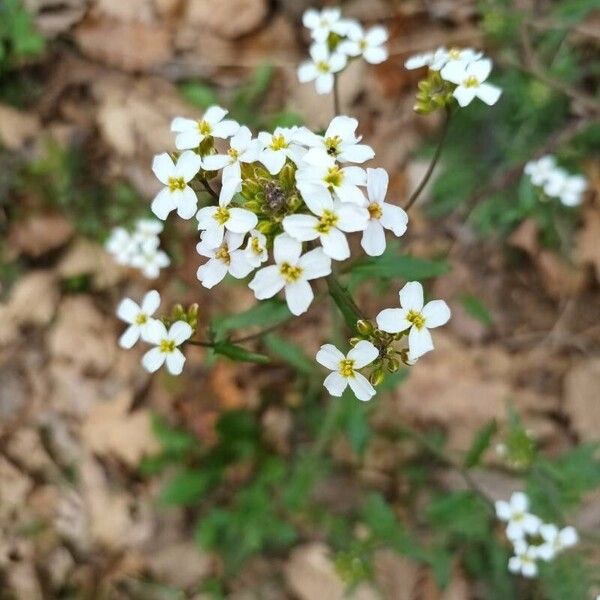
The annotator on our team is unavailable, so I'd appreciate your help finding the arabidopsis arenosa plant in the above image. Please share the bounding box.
[105,227,137,265]
[298,43,347,95]
[244,229,268,268]
[495,491,542,541]
[196,202,258,248]
[440,58,502,107]
[316,340,379,401]
[508,540,538,578]
[142,320,193,375]
[116,290,161,349]
[524,155,557,186]
[196,232,254,289]
[257,127,307,175]
[376,281,451,359]
[536,524,578,561]
[338,24,389,64]
[404,46,482,71]
[302,7,350,43]
[171,105,239,151]
[131,218,163,252]
[524,155,587,207]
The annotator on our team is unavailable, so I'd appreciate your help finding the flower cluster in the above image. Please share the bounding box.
[495,492,578,578]
[105,219,170,279]
[524,155,587,207]
[298,7,388,94]
[316,281,450,401]
[116,290,195,375]
[405,46,502,112]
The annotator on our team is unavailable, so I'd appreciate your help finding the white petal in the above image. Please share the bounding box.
[408,326,434,359]
[297,248,331,279]
[142,347,166,373]
[282,214,320,242]
[326,116,358,141]
[315,73,334,95]
[226,208,258,234]
[506,521,525,541]
[376,308,410,333]
[200,224,225,249]
[302,8,319,29]
[361,220,386,256]
[203,105,228,125]
[228,251,254,279]
[260,149,287,175]
[559,526,578,547]
[323,371,348,397]
[298,62,318,83]
[342,165,368,186]
[249,265,285,299]
[338,40,360,57]
[422,300,451,328]
[521,562,537,578]
[400,281,424,311]
[175,130,202,150]
[219,176,242,206]
[175,187,198,220]
[508,557,521,574]
[144,318,168,345]
[468,58,492,82]
[117,298,140,323]
[273,233,302,265]
[212,119,240,140]
[119,325,140,349]
[298,183,333,216]
[336,203,369,232]
[367,167,388,203]
[316,344,345,370]
[202,154,230,171]
[348,340,379,368]
[495,500,511,521]
[511,492,529,513]
[151,188,177,220]
[523,514,541,535]
[175,151,202,181]
[169,321,193,345]
[320,227,350,261]
[366,26,388,46]
[197,259,228,289]
[453,85,477,107]
[380,203,408,237]
[152,153,175,184]
[141,290,161,315]
[440,61,466,85]
[329,52,347,73]
[476,82,502,106]
[348,372,376,401]
[166,349,186,375]
[196,205,218,229]
[336,182,366,205]
[285,279,314,315]
[363,46,388,64]
[171,117,196,133]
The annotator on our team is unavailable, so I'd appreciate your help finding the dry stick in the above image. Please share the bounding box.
[186,320,291,348]
[201,178,219,201]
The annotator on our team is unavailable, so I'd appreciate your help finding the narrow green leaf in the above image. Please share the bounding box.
[263,333,315,374]
[350,253,450,282]
[160,469,213,505]
[212,300,290,339]
[213,341,270,364]
[178,81,219,108]
[327,276,362,330]
[460,294,493,327]
[464,420,497,468]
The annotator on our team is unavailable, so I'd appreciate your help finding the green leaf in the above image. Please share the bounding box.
[539,552,593,600]
[426,491,491,539]
[151,414,197,455]
[327,276,363,330]
[378,368,409,392]
[263,333,315,374]
[459,294,493,327]
[213,341,270,364]
[178,81,220,108]
[160,469,214,505]
[212,300,290,339]
[268,110,304,129]
[464,420,497,468]
[350,253,449,283]
[337,395,371,456]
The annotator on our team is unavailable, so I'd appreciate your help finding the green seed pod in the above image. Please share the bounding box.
[369,368,385,387]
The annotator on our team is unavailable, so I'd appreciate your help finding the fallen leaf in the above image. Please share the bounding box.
[6,270,59,327]
[564,358,600,442]
[8,213,73,258]
[25,0,87,37]
[185,0,269,39]
[575,206,600,282]
[0,104,40,150]
[535,249,588,299]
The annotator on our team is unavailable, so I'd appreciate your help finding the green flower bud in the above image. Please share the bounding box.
[369,368,385,386]
[356,319,374,336]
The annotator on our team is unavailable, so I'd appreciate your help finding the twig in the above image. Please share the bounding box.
[333,73,341,116]
[186,319,291,348]
[201,178,219,201]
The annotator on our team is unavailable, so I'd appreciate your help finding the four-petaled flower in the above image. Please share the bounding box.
[536,524,578,561]
[376,281,451,359]
[524,155,557,186]
[196,203,257,249]
[142,320,193,375]
[249,233,331,315]
[105,227,136,265]
[116,290,161,349]
[508,540,538,578]
[130,247,170,279]
[257,127,307,175]
[316,340,379,401]
[339,23,388,64]
[361,167,408,256]
[244,229,269,267]
[302,7,350,43]
[171,106,239,151]
[440,58,502,107]
[297,43,347,95]
[495,492,542,541]
[151,151,203,220]
[543,169,587,207]
[196,232,254,289]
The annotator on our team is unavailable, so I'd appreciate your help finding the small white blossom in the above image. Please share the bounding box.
[130,247,170,279]
[196,204,257,248]
[257,127,307,175]
[296,156,367,206]
[283,196,368,261]
[296,115,375,165]
[404,50,435,70]
[433,47,483,70]
[116,290,161,349]
[508,540,538,578]
[376,281,451,359]
[132,218,163,253]
[495,492,542,541]
[151,151,202,220]
[535,524,578,561]
[316,340,379,401]
[202,126,262,205]
[105,227,136,265]
[338,23,388,64]
[196,232,254,289]
[298,43,347,95]
[441,58,502,107]
[302,7,351,42]
[361,167,408,256]
[142,320,192,376]
[244,229,268,268]
[249,233,331,316]
[171,106,239,151]
[524,155,557,187]
[543,169,587,206]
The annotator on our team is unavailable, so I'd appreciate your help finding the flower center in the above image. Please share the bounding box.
[407,310,425,330]
[228,147,240,161]
[197,119,212,135]
[513,511,524,522]
[168,176,186,192]
[215,245,231,265]
[339,358,355,378]
[250,236,262,254]
[316,60,330,74]
[359,39,368,51]
[270,134,288,150]
[324,135,341,156]
[159,339,176,353]
[135,313,148,325]
[367,202,382,220]
[213,206,230,225]
[279,262,303,283]
[464,75,480,88]
[448,47,461,60]
[323,165,343,189]
[315,209,339,234]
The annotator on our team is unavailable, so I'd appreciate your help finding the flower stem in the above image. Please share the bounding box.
[333,74,341,116]
[201,177,219,201]
[326,274,365,330]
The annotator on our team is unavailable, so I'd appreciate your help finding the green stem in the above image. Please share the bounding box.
[310,394,344,458]
[333,73,341,116]
[326,274,365,330]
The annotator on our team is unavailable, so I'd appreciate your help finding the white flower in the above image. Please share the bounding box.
[257,127,307,175]
[376,281,451,359]
[361,167,408,256]
[116,290,161,349]
[440,58,502,107]
[196,232,254,289]
[494,492,542,541]
[283,195,368,261]
[142,320,192,375]
[151,151,202,220]
[524,155,557,187]
[543,169,587,206]
[302,7,351,42]
[535,524,578,561]
[298,43,347,95]
[296,156,367,206]
[130,247,170,279]
[296,115,375,165]
[248,233,331,316]
[338,23,388,64]
[105,227,136,265]
[196,203,257,248]
[508,540,538,578]
[315,340,379,401]
[432,47,483,70]
[244,229,268,268]
[171,106,239,151]
[202,126,262,205]
[132,218,163,252]
[404,50,435,70]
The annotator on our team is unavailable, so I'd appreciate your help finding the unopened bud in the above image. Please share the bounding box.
[356,319,374,336]
[386,358,401,373]
[369,368,385,386]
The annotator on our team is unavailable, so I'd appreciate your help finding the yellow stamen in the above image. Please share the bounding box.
[197,120,212,135]
[316,60,330,74]
[448,48,461,60]
[407,310,425,330]
[279,262,302,283]
[463,75,479,88]
[367,202,382,220]
[323,165,343,189]
[135,313,148,325]
[339,358,355,377]
[228,147,239,160]
[324,135,342,157]
[315,209,339,234]
[270,134,288,150]
[213,206,230,225]
[159,339,176,353]
[215,245,231,265]
[168,176,186,192]
[251,236,262,254]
